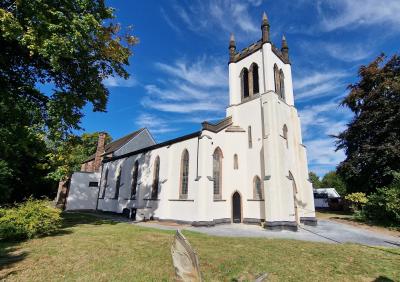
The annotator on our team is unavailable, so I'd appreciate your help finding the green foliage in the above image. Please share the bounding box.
[345,192,368,211]
[363,172,400,225]
[0,1,136,203]
[321,171,347,196]
[336,54,400,194]
[308,171,321,188]
[0,198,61,240]
[47,132,111,181]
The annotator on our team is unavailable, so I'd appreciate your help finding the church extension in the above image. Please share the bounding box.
[63,12,317,231]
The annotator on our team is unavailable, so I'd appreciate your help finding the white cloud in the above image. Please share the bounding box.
[294,70,349,101]
[166,0,262,41]
[305,138,345,168]
[324,43,373,62]
[142,56,228,115]
[318,0,400,31]
[135,113,178,134]
[103,76,138,88]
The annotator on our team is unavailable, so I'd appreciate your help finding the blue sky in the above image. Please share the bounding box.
[80,0,400,177]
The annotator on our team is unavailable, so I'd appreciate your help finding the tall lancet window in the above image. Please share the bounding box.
[253,176,263,200]
[213,147,223,199]
[283,124,288,148]
[131,160,139,199]
[251,63,259,94]
[241,68,249,100]
[248,126,253,149]
[279,69,285,101]
[101,167,109,198]
[233,154,238,170]
[151,156,160,199]
[274,64,280,97]
[114,165,122,199]
[180,150,189,199]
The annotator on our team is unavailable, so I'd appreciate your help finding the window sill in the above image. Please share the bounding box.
[247,199,265,201]
[143,198,160,201]
[168,199,194,202]
[213,199,226,202]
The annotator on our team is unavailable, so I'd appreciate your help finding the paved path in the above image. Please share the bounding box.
[137,220,400,248]
[69,212,400,248]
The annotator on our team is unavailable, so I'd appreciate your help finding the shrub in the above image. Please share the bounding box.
[0,198,61,240]
[363,173,400,226]
[344,192,368,211]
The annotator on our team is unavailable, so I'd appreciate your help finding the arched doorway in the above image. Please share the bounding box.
[232,192,242,223]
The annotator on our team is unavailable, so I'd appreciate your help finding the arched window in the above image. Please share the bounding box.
[101,167,109,198]
[151,156,160,199]
[241,68,249,100]
[233,154,238,170]
[114,166,122,199]
[274,64,280,97]
[253,176,263,200]
[283,124,288,148]
[279,69,285,100]
[131,160,139,199]
[180,150,189,199]
[251,63,259,94]
[213,147,223,199]
[248,126,252,149]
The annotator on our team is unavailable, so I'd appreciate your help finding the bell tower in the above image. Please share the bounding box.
[226,12,316,231]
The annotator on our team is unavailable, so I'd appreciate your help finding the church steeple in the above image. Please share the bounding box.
[229,33,236,63]
[261,12,270,43]
[281,35,289,61]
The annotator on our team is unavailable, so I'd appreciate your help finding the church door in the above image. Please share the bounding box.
[232,192,241,223]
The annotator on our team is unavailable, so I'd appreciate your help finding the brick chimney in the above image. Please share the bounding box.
[93,132,107,172]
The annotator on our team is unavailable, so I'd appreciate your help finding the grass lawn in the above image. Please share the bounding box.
[1,213,399,281]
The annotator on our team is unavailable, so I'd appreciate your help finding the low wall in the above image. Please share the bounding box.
[66,172,100,210]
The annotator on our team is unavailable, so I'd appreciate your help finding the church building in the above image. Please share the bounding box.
[65,12,316,231]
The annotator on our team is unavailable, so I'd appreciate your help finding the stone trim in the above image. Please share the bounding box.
[300,217,318,226]
[264,221,298,232]
[213,199,227,202]
[243,218,263,225]
[168,199,195,202]
[202,116,233,133]
[247,199,265,202]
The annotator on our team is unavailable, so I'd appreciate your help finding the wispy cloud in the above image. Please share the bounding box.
[164,0,262,41]
[103,76,138,88]
[318,0,400,31]
[323,43,373,62]
[141,56,228,115]
[294,70,349,101]
[135,113,179,134]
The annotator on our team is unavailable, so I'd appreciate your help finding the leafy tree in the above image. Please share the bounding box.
[336,54,400,194]
[47,132,112,181]
[0,1,137,203]
[320,171,347,196]
[309,172,321,189]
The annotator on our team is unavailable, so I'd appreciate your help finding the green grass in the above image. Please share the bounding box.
[1,213,399,281]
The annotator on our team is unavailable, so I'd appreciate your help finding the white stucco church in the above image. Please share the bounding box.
[64,12,316,231]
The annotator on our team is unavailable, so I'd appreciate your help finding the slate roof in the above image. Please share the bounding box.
[83,128,145,163]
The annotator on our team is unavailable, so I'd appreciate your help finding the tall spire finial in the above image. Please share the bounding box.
[261,11,270,43]
[229,33,236,63]
[281,34,289,62]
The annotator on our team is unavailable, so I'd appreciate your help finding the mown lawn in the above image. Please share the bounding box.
[1,213,399,281]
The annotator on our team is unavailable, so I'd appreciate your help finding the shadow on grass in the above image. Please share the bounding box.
[373,276,394,282]
[0,243,27,280]
[0,211,120,278]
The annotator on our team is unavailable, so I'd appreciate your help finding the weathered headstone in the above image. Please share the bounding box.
[171,230,202,282]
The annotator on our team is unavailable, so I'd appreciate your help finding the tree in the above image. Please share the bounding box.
[321,171,347,196]
[309,172,321,189]
[336,54,400,194]
[0,1,137,203]
[47,132,112,181]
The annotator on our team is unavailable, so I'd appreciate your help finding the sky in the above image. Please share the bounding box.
[79,0,400,177]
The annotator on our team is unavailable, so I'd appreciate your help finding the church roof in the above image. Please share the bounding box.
[83,128,145,163]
